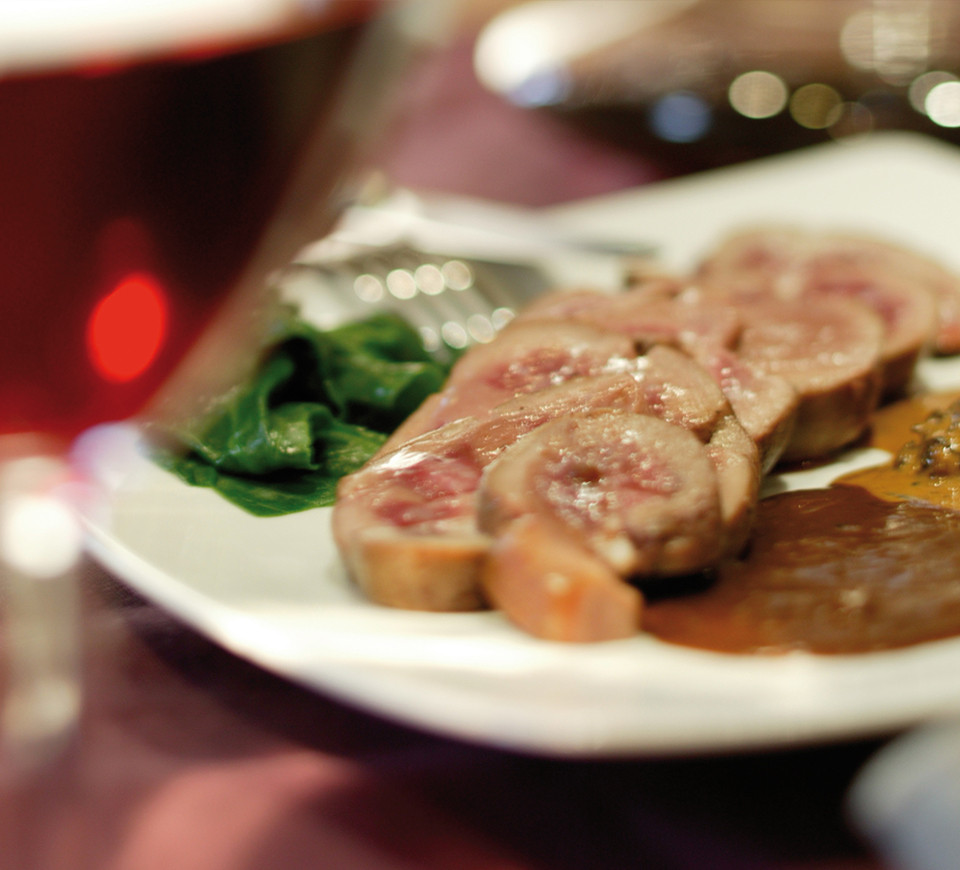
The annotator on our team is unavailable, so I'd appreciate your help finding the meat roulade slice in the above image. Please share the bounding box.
[696,226,940,396]
[683,341,798,474]
[516,284,798,471]
[515,281,742,351]
[734,295,885,462]
[333,373,664,612]
[706,226,960,357]
[333,414,492,612]
[478,411,725,579]
[478,410,735,640]
[800,257,936,398]
[626,345,761,554]
[694,225,807,296]
[376,319,637,454]
[828,233,960,356]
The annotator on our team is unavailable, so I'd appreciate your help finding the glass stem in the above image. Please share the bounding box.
[0,450,83,778]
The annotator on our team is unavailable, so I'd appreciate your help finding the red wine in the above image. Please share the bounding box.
[0,2,386,439]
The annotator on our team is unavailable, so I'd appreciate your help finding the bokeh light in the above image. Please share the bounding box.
[790,83,844,129]
[649,91,712,142]
[728,71,789,119]
[840,3,932,84]
[925,80,960,127]
[1,491,82,578]
[840,9,875,71]
[909,70,958,113]
[385,268,417,300]
[86,272,167,383]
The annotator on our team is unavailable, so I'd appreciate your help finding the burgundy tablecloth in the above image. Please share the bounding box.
[2,34,894,870]
[15,565,884,870]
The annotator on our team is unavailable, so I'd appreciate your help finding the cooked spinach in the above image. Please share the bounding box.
[149,306,450,517]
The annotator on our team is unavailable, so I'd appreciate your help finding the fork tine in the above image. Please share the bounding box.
[283,241,533,359]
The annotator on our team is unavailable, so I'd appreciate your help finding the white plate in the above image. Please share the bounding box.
[80,132,960,757]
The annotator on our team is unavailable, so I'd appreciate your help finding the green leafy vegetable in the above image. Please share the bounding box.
[149,306,450,517]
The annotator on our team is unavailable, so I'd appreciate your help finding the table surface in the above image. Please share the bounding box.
[1,30,897,870]
[41,561,885,870]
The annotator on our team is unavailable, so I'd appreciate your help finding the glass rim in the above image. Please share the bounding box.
[0,0,372,74]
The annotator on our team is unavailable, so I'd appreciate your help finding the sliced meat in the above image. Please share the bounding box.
[442,318,636,411]
[696,226,939,396]
[622,289,743,351]
[512,284,794,469]
[333,222,958,640]
[544,282,798,470]
[627,343,729,439]
[695,225,808,297]
[376,319,637,453]
[810,232,960,357]
[481,514,643,642]
[733,295,885,462]
[683,340,798,473]
[478,411,725,578]
[334,372,670,611]
[341,528,491,613]
[334,356,760,613]
[682,266,884,461]
[623,345,760,553]
[333,414,493,611]
[515,283,742,351]
[800,257,936,397]
[704,411,761,558]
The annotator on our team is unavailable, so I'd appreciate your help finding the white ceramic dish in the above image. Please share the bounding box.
[80,133,960,757]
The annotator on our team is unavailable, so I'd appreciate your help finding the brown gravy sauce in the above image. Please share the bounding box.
[642,391,960,654]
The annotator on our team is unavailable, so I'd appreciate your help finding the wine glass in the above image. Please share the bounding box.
[0,0,452,861]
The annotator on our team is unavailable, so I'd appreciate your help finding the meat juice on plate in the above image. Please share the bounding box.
[0,0,393,439]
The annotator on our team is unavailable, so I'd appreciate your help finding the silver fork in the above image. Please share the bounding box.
[278,238,557,361]
[276,189,655,359]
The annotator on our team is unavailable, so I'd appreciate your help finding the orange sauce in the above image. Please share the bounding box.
[838,390,960,510]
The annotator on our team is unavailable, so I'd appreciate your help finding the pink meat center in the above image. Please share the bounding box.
[807,275,901,329]
[375,449,481,529]
[486,347,602,393]
[538,449,680,531]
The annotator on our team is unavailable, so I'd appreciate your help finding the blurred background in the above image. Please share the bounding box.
[375,0,960,205]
